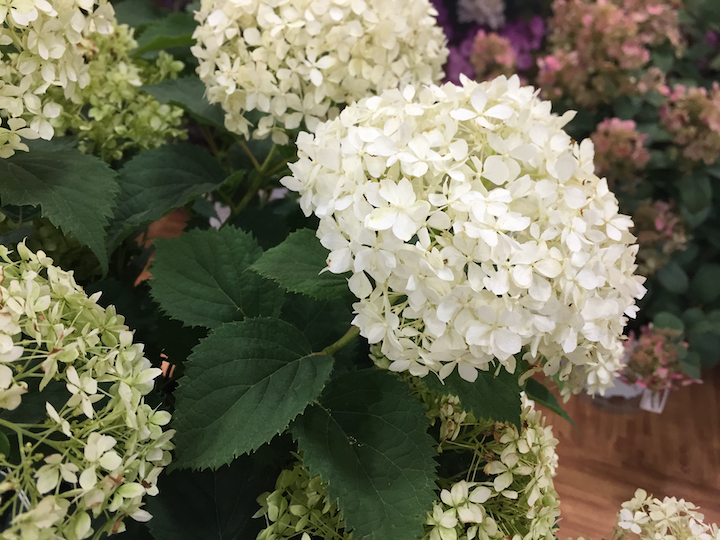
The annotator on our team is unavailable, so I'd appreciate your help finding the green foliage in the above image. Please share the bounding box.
[108,143,227,248]
[172,318,334,469]
[653,311,685,331]
[144,75,226,129]
[134,13,197,56]
[251,228,351,300]
[0,148,118,273]
[147,453,280,540]
[150,227,284,328]
[113,0,163,29]
[690,263,720,303]
[524,379,575,427]
[292,369,437,540]
[656,260,690,295]
[425,368,522,428]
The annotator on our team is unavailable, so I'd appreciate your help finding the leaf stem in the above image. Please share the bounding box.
[232,144,278,215]
[199,125,221,159]
[0,418,65,452]
[238,139,261,170]
[319,326,361,356]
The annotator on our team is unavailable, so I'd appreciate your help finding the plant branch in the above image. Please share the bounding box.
[317,326,361,357]
[238,139,261,170]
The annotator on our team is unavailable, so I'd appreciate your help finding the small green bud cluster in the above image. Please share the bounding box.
[51,24,186,162]
[0,243,174,539]
[254,461,350,540]
[422,395,560,540]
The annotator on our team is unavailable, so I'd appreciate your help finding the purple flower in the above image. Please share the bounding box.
[445,46,475,83]
[500,16,545,71]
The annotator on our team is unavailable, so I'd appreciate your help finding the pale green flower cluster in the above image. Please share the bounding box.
[0,0,115,158]
[615,489,719,540]
[254,461,350,540]
[51,24,186,162]
[0,243,174,540]
[422,395,560,540]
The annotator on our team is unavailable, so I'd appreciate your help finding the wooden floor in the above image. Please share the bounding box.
[543,367,720,538]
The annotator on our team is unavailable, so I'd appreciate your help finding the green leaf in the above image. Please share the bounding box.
[524,379,575,427]
[0,148,118,273]
[653,311,685,332]
[688,331,720,368]
[150,226,284,328]
[656,260,689,294]
[691,263,720,303]
[146,454,278,540]
[680,350,702,379]
[107,143,226,248]
[425,368,522,428]
[113,0,162,28]
[134,13,196,56]
[172,318,334,469]
[251,228,350,300]
[144,76,226,129]
[679,172,712,214]
[292,370,437,540]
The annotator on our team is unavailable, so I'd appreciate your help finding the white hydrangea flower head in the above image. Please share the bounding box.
[0,0,115,157]
[191,0,449,144]
[457,0,505,29]
[0,243,174,538]
[284,74,646,396]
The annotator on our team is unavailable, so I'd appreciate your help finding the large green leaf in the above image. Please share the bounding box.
[146,453,278,540]
[0,148,118,272]
[425,368,522,428]
[134,12,196,56]
[678,172,712,214]
[144,76,226,129]
[172,318,334,469]
[656,260,689,294]
[292,370,437,540]
[150,227,284,328]
[690,263,720,303]
[251,228,350,300]
[107,143,226,248]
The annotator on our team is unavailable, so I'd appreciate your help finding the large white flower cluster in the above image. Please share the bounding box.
[284,75,646,396]
[0,244,173,539]
[0,0,115,158]
[191,0,448,144]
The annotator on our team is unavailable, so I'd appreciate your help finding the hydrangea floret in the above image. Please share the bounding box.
[0,243,174,539]
[284,74,646,396]
[0,0,115,158]
[190,0,449,144]
[659,83,720,167]
[631,200,687,276]
[590,118,650,189]
[456,0,505,29]
[537,0,682,108]
[621,324,699,393]
[423,395,560,540]
[615,489,719,540]
[469,31,518,83]
[50,24,187,162]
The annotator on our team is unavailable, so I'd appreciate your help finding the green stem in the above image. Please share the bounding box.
[199,125,222,159]
[238,139,261,170]
[224,144,279,224]
[318,326,361,357]
[0,418,65,452]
